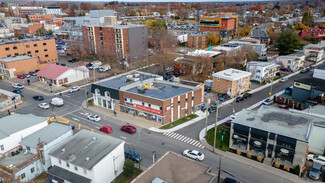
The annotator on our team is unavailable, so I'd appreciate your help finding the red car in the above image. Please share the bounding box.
[280,68,290,72]
[279,105,289,109]
[99,125,113,134]
[121,125,137,134]
[17,75,26,79]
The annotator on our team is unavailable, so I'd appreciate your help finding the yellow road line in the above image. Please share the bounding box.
[210,172,225,179]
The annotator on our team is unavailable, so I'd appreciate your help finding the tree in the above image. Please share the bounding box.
[276,29,301,55]
[47,29,53,35]
[67,38,85,57]
[26,15,31,23]
[130,8,136,16]
[239,25,250,37]
[302,11,313,27]
[36,28,47,37]
[304,35,318,44]
[207,34,219,45]
[190,56,214,82]
[123,159,135,177]
[294,23,309,31]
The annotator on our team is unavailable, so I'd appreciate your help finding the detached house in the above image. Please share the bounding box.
[276,54,305,72]
[246,61,280,83]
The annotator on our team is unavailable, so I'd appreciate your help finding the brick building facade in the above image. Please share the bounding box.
[82,24,148,64]
[0,55,39,78]
[0,39,58,69]
[91,71,203,124]
[187,33,209,49]
[200,15,238,38]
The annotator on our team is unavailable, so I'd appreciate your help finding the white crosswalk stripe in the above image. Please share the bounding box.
[163,132,204,149]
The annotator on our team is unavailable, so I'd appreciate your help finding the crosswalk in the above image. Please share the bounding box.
[163,132,204,149]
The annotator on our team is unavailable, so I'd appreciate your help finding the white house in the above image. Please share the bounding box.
[20,123,73,171]
[303,44,324,62]
[48,130,125,183]
[229,37,267,56]
[0,114,48,154]
[276,54,305,72]
[36,64,89,86]
[246,61,280,83]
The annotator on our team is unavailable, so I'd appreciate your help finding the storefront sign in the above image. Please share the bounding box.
[294,82,311,91]
[254,141,262,148]
[134,104,162,115]
[233,134,247,142]
[280,148,289,156]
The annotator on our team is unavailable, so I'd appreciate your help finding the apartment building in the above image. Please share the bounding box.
[187,33,209,49]
[91,71,204,124]
[299,29,325,39]
[0,39,58,68]
[200,14,238,38]
[28,15,55,22]
[212,68,251,96]
[82,24,148,63]
[246,61,280,83]
[11,6,44,17]
[0,55,40,78]
[14,23,43,35]
[276,54,305,72]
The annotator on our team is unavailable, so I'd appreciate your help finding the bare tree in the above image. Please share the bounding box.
[67,38,85,57]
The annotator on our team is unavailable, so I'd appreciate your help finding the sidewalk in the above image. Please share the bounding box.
[81,101,162,129]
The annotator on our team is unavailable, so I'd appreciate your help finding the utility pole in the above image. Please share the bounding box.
[217,156,221,183]
[138,127,141,169]
[213,100,219,153]
[84,71,88,108]
[205,98,210,137]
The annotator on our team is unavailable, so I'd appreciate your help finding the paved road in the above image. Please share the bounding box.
[1,70,314,182]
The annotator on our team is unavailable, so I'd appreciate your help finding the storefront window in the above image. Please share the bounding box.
[103,99,107,108]
[157,117,162,123]
[249,138,266,156]
[137,110,147,118]
[149,114,157,121]
[232,133,248,150]
[97,97,101,105]
[107,101,112,109]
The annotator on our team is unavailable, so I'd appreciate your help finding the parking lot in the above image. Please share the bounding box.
[304,160,325,182]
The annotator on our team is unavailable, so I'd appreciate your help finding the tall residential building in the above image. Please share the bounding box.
[200,14,238,38]
[82,24,148,64]
[187,32,209,49]
[0,39,58,68]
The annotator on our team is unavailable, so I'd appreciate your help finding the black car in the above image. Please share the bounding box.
[173,72,181,77]
[60,63,67,67]
[163,72,173,80]
[243,93,252,98]
[125,150,142,162]
[33,95,44,101]
[223,177,240,183]
[29,71,36,76]
[86,63,93,67]
[68,58,79,63]
[219,94,229,101]
[236,97,244,102]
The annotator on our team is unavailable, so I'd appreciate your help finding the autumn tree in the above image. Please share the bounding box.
[130,8,136,16]
[302,11,313,27]
[190,56,214,82]
[239,25,250,37]
[207,34,219,45]
[294,23,309,31]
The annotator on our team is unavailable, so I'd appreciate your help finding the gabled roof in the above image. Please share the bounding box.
[36,64,69,80]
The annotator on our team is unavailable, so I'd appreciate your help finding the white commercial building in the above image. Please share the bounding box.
[36,64,89,86]
[48,130,125,183]
[276,54,305,72]
[44,6,64,15]
[246,61,280,83]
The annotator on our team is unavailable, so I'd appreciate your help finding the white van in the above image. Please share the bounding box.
[50,97,64,107]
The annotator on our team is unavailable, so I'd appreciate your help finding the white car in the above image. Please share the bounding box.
[50,97,64,107]
[228,115,236,121]
[262,99,273,105]
[280,78,288,83]
[12,83,24,89]
[38,103,50,109]
[183,149,205,161]
[87,114,101,122]
[307,154,325,166]
[69,86,80,93]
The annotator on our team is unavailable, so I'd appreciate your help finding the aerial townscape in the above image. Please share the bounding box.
[0,0,325,182]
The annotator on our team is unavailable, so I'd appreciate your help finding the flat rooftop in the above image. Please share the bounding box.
[247,61,278,67]
[234,106,325,142]
[124,80,195,100]
[0,151,34,167]
[213,68,251,81]
[131,151,214,183]
[94,71,160,90]
[0,55,36,62]
[0,38,54,45]
[295,77,325,91]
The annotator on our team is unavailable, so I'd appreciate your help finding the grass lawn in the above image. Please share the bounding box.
[206,125,230,151]
[159,114,198,129]
[113,169,142,183]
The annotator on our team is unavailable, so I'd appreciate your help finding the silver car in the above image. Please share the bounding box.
[309,162,322,180]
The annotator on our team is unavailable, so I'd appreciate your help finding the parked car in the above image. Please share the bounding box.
[223,177,240,183]
[33,95,44,101]
[208,106,217,113]
[125,149,142,162]
[307,154,325,166]
[50,97,64,107]
[23,73,30,78]
[279,105,289,109]
[309,162,322,180]
[280,68,290,72]
[121,125,137,134]
[183,149,205,161]
[225,120,232,127]
[12,83,24,89]
[243,93,252,98]
[68,58,79,63]
[69,86,80,93]
[38,103,50,109]
[163,72,173,80]
[17,75,26,79]
[87,114,101,122]
[280,78,288,83]
[13,89,22,94]
[204,87,211,94]
[99,125,113,134]
[29,71,36,76]
[219,94,229,101]
[236,97,244,102]
[262,98,273,105]
[173,72,181,77]
[60,63,67,67]
[300,68,310,73]
[228,115,236,121]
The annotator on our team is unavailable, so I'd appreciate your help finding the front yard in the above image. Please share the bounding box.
[206,125,230,151]
[159,114,198,129]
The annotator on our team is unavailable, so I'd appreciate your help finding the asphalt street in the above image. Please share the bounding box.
[0,69,315,183]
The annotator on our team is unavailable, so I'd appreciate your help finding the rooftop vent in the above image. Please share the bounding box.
[61,148,65,152]
[85,157,90,161]
[92,137,97,141]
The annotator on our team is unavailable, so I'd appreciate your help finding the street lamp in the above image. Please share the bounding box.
[11,96,16,109]
[213,100,219,153]
[48,82,53,93]
[49,103,57,122]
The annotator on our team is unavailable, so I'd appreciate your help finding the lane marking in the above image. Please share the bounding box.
[120,136,127,140]
[61,108,83,117]
[72,117,80,121]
